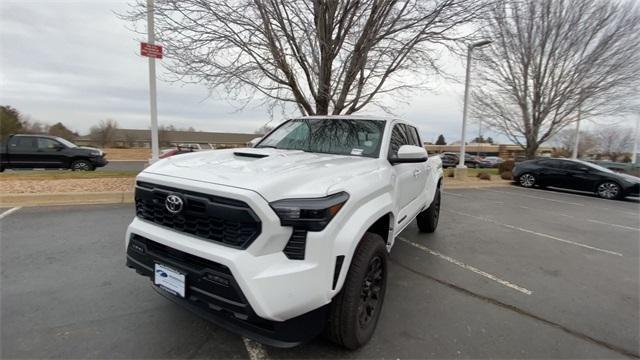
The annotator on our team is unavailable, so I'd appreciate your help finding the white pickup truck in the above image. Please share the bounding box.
[126,116,443,349]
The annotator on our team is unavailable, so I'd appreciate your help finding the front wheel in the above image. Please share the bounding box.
[417,187,441,233]
[325,234,387,350]
[596,182,621,199]
[70,159,95,171]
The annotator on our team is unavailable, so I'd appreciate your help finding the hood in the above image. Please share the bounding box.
[615,172,640,183]
[143,147,381,201]
[77,146,103,155]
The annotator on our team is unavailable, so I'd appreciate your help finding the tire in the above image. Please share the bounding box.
[325,233,388,350]
[417,186,441,233]
[519,173,536,188]
[70,159,95,171]
[596,181,622,200]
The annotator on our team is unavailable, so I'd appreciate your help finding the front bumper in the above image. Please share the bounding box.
[90,156,108,167]
[126,234,327,347]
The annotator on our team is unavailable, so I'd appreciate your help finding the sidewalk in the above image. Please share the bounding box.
[1,176,510,207]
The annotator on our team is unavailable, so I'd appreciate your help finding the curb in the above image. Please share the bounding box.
[0,191,134,208]
[1,181,512,207]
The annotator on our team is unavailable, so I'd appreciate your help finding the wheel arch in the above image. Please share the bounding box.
[330,194,394,297]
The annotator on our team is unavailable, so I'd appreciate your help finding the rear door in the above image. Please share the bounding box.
[537,160,566,186]
[7,136,38,168]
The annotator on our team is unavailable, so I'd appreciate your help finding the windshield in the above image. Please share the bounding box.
[256,118,385,158]
[55,137,77,148]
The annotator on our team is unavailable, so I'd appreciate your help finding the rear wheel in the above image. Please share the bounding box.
[596,182,621,199]
[417,187,441,233]
[70,159,95,171]
[519,173,536,188]
[325,233,387,350]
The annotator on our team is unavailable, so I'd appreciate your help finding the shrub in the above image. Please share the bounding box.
[498,160,515,174]
[477,172,491,180]
[501,171,513,180]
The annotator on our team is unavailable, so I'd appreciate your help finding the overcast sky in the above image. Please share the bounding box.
[2,1,634,144]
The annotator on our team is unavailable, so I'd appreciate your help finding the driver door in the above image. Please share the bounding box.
[389,123,427,233]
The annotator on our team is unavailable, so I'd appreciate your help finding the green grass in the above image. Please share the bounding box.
[0,170,138,180]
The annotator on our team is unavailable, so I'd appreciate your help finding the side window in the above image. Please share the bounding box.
[9,137,37,150]
[388,124,412,158]
[37,138,61,151]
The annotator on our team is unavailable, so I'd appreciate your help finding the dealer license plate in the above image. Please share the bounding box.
[154,263,186,298]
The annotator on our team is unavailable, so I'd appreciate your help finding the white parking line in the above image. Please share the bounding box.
[242,337,269,360]
[0,207,22,220]
[505,187,640,216]
[448,210,623,257]
[398,237,533,295]
[515,205,640,232]
[482,188,585,206]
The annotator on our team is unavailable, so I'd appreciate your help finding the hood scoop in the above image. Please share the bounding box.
[233,151,270,159]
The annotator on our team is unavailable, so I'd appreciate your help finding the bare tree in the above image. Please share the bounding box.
[549,128,597,158]
[89,119,119,147]
[472,0,640,159]
[595,126,633,161]
[123,0,488,115]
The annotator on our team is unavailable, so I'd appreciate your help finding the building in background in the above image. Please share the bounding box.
[426,143,553,160]
[75,129,258,149]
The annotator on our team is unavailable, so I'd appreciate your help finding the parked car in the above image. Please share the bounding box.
[159,145,197,159]
[0,134,108,171]
[512,158,639,199]
[479,156,504,168]
[439,152,481,168]
[126,116,444,349]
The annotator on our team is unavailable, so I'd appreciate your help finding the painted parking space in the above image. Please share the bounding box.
[1,188,638,358]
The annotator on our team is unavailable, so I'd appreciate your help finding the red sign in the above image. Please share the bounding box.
[141,42,163,59]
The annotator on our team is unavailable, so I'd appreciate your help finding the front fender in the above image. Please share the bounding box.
[328,191,394,296]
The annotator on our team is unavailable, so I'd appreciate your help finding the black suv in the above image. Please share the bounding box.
[0,134,108,171]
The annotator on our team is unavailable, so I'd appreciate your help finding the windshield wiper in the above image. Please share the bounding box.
[256,145,278,149]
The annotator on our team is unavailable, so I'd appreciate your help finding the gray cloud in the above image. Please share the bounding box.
[1,0,501,143]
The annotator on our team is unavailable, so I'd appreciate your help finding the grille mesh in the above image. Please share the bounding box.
[135,182,261,249]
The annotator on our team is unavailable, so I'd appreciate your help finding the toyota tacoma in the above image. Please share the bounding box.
[125,116,443,349]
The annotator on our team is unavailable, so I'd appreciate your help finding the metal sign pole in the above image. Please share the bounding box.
[147,0,159,163]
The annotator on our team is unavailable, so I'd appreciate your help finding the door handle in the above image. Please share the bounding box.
[413,169,422,177]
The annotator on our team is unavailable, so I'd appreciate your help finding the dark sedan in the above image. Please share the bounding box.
[512,158,640,199]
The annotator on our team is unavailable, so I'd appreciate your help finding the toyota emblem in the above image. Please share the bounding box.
[165,194,184,214]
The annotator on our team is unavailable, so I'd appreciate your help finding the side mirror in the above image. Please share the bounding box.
[390,145,428,164]
[54,144,65,151]
[248,137,262,148]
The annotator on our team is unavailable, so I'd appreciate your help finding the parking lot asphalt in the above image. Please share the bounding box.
[1,187,638,359]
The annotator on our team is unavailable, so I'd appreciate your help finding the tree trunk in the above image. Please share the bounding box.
[525,142,539,159]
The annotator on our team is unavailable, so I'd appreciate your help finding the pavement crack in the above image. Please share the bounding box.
[390,259,640,359]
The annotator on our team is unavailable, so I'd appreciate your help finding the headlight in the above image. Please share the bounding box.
[90,150,102,156]
[270,192,349,231]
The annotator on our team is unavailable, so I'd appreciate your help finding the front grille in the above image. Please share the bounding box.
[135,181,261,249]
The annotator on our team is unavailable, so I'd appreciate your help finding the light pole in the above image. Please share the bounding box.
[147,0,160,163]
[633,116,639,164]
[456,39,492,178]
